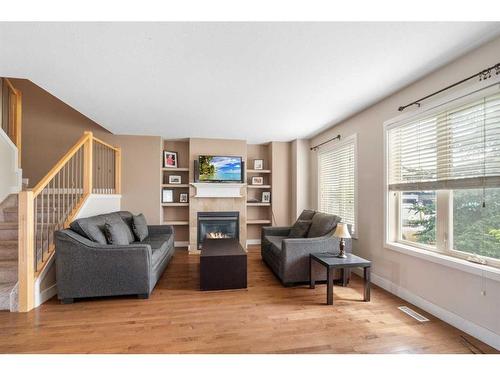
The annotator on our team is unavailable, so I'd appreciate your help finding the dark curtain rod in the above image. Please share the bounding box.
[310,134,341,151]
[398,62,500,112]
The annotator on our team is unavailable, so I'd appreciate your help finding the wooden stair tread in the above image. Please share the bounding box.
[0,223,18,229]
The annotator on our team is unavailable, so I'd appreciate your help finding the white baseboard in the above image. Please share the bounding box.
[36,284,57,307]
[351,269,500,350]
[174,241,189,248]
[246,239,261,246]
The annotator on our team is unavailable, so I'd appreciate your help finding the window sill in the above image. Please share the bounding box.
[385,241,500,283]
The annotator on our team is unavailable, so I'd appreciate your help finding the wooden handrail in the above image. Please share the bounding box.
[93,136,120,152]
[4,78,18,93]
[32,132,92,197]
[18,130,122,312]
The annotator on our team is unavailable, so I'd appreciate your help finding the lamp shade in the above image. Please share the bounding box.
[333,223,351,239]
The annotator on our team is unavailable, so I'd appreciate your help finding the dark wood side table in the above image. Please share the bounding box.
[309,253,371,305]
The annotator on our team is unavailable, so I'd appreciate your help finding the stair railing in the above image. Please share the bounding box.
[17,131,121,312]
[1,78,22,167]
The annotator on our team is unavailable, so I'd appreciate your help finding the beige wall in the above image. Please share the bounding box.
[270,141,292,226]
[290,139,311,221]
[10,79,111,187]
[102,134,163,224]
[309,37,500,341]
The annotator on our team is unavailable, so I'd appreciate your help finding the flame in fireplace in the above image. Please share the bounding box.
[206,232,232,239]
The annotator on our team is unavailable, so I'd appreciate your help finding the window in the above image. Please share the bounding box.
[318,134,357,235]
[386,88,500,267]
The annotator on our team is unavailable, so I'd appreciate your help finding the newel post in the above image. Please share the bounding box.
[83,131,93,195]
[18,190,35,312]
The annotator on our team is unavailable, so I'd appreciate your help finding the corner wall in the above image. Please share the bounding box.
[308,36,500,348]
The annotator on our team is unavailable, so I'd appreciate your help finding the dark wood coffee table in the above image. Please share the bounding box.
[310,253,371,305]
[200,239,247,291]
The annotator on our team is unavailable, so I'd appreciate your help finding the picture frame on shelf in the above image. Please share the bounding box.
[161,188,174,203]
[179,193,188,203]
[251,176,263,185]
[262,191,271,203]
[163,150,178,168]
[254,159,263,170]
[169,175,182,184]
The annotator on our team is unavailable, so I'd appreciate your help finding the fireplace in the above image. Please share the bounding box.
[197,211,239,249]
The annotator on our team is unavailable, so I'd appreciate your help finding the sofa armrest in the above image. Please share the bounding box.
[278,235,352,283]
[262,226,291,237]
[148,225,174,236]
[55,229,153,298]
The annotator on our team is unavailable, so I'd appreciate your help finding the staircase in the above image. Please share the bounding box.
[0,194,19,311]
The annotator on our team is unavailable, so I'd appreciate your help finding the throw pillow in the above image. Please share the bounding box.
[103,217,132,245]
[132,213,149,241]
[307,212,341,238]
[288,219,312,238]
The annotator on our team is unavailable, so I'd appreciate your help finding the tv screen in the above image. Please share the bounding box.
[198,155,242,182]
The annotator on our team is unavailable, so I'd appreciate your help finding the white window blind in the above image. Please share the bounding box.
[318,136,356,233]
[388,91,500,191]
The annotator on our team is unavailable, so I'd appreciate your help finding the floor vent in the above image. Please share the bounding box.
[398,306,429,322]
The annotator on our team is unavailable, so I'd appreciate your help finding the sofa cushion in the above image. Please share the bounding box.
[115,211,135,243]
[103,216,132,245]
[140,233,174,268]
[132,214,149,241]
[70,215,108,244]
[266,235,286,251]
[307,212,341,238]
[289,219,312,238]
[297,209,316,221]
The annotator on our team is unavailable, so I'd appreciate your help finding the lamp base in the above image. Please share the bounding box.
[337,239,347,258]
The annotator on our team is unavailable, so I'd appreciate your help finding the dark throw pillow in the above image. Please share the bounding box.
[132,213,149,241]
[288,219,312,238]
[307,212,341,238]
[103,217,132,245]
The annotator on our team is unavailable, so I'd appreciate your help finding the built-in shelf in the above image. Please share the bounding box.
[247,185,271,189]
[162,167,189,172]
[247,219,271,225]
[162,203,189,207]
[247,169,271,174]
[247,202,270,206]
[164,220,189,226]
[161,184,190,188]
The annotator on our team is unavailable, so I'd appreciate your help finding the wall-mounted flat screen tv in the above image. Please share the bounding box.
[198,155,243,182]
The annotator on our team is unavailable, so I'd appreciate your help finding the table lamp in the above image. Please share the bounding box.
[333,223,350,258]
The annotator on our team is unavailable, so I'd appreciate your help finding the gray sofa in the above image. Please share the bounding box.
[261,209,352,285]
[55,211,174,303]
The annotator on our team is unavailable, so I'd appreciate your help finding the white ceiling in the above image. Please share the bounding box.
[1,22,500,143]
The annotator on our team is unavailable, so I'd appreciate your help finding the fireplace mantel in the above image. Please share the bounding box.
[190,182,246,198]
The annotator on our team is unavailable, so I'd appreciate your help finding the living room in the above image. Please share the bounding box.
[1,1,500,372]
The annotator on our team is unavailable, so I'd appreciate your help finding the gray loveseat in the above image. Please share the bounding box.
[55,211,174,303]
[261,209,352,285]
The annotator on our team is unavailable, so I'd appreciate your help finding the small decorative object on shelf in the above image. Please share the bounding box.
[254,159,263,170]
[262,191,271,203]
[169,175,182,184]
[161,188,173,203]
[333,223,351,258]
[252,176,263,185]
[179,193,188,203]
[163,150,178,168]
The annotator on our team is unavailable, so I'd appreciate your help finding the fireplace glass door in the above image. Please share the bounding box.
[197,212,239,249]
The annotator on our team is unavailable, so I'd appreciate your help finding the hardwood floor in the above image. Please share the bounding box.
[0,246,496,354]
